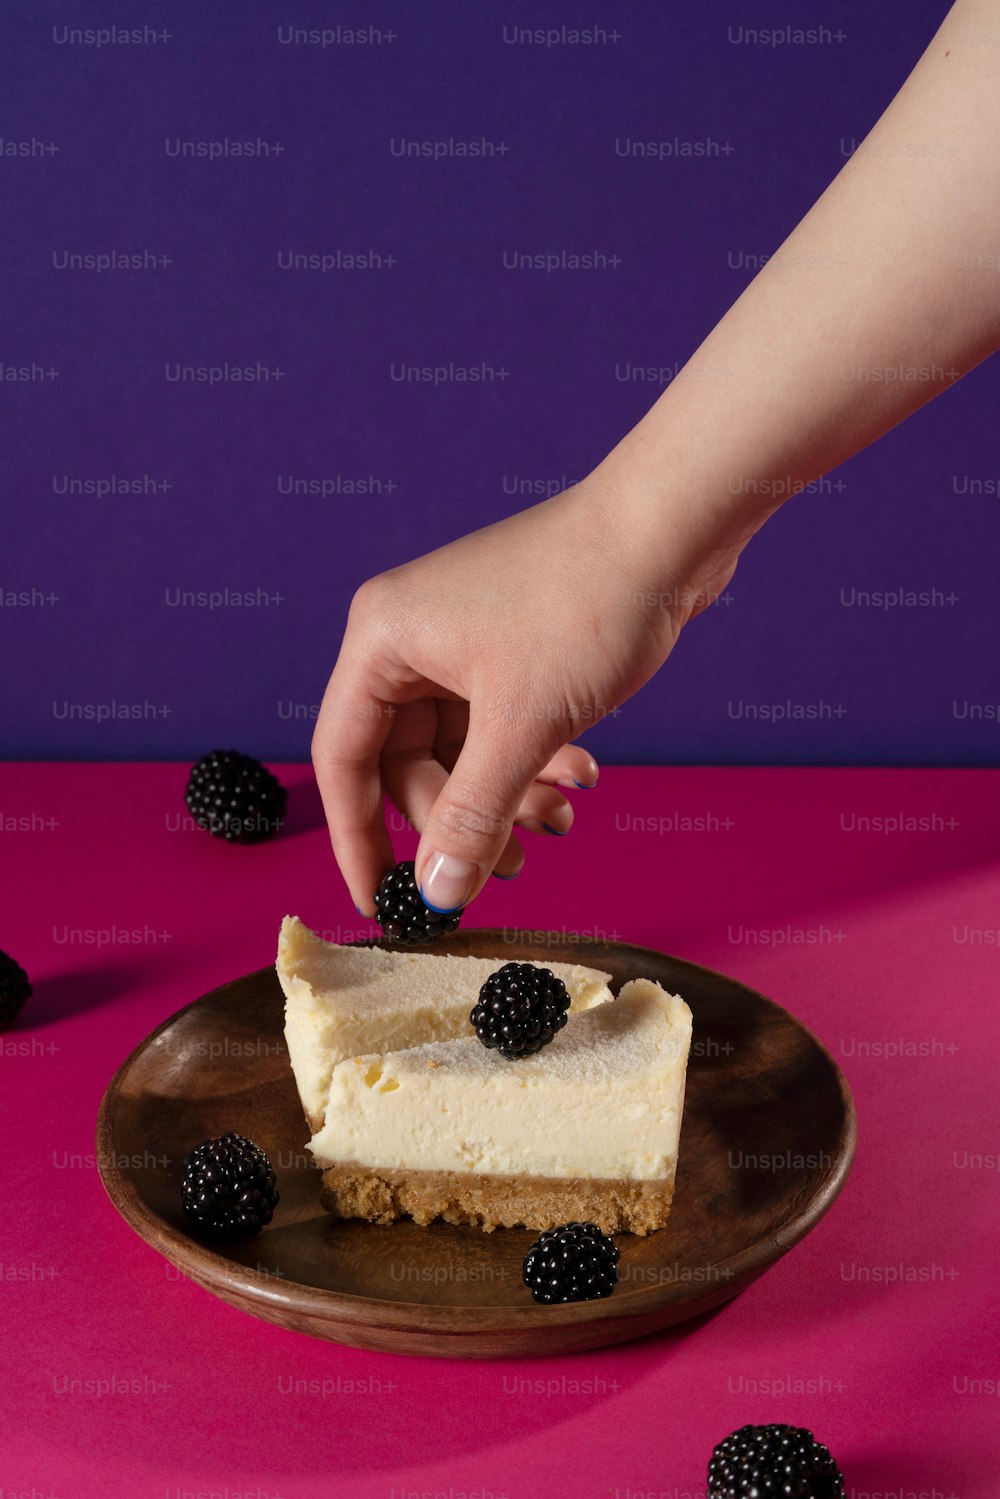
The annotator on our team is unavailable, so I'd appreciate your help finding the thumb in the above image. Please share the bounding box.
[414,709,554,914]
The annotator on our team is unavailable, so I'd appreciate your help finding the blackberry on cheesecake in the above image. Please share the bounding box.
[470,962,571,1059]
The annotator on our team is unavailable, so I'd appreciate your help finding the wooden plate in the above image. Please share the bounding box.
[96,931,855,1359]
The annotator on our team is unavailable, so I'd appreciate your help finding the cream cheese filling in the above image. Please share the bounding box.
[308,980,692,1181]
[277,915,615,1131]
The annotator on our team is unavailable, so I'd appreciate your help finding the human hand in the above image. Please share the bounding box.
[312,467,739,916]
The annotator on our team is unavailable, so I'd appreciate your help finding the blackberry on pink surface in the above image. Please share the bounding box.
[707,1423,844,1498]
[0,948,31,1026]
[185,750,287,844]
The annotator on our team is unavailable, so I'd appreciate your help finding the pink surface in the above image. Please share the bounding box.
[2,761,998,1498]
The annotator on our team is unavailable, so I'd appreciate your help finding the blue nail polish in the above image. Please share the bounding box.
[492,869,521,881]
[541,822,568,837]
[419,884,465,914]
[573,778,597,789]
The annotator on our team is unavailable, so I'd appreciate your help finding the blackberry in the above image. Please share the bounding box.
[707,1423,845,1498]
[0,948,32,1026]
[181,1131,279,1239]
[523,1221,619,1304]
[374,860,462,945]
[470,962,570,1059]
[185,750,287,844]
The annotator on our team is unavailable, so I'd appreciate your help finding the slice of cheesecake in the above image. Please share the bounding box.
[310,978,692,1236]
[277,916,614,1134]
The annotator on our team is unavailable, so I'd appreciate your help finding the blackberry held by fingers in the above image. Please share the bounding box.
[374,860,463,945]
[470,962,570,1059]
[0,948,32,1026]
[185,750,287,844]
[523,1221,620,1304]
[181,1132,279,1239]
[707,1423,845,1499]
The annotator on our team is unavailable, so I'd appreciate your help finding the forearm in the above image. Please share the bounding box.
[594,0,1000,582]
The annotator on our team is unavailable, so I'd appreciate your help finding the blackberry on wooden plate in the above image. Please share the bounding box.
[185,749,287,844]
[470,962,570,1059]
[522,1221,619,1304]
[0,948,32,1026]
[707,1423,844,1498]
[374,860,462,944]
[181,1132,279,1239]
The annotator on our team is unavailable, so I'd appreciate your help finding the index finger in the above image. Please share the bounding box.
[311,651,397,918]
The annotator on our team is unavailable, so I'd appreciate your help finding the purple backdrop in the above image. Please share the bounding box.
[3,0,996,765]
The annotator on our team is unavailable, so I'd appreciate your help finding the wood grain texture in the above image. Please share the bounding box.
[95,930,856,1359]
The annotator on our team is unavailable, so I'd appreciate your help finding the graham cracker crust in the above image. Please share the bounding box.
[318,1163,675,1236]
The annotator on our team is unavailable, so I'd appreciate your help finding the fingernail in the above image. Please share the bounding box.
[491,868,521,881]
[573,778,597,789]
[541,822,568,837]
[420,851,478,912]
